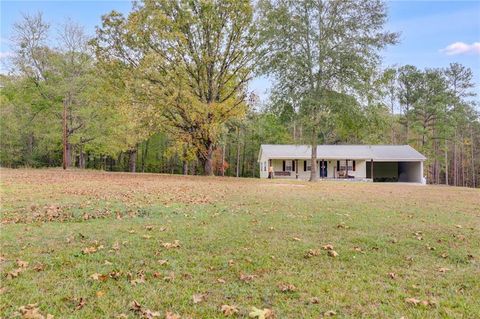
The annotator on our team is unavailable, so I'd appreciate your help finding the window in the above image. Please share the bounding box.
[339,160,353,171]
[285,160,293,171]
[306,160,311,171]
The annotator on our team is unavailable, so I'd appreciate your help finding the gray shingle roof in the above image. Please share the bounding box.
[259,144,426,161]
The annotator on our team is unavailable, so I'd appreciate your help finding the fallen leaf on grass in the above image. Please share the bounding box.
[405,298,436,307]
[145,225,154,231]
[109,271,121,280]
[217,278,226,284]
[304,249,320,258]
[33,263,45,272]
[6,268,23,279]
[130,300,161,318]
[292,237,301,241]
[249,307,274,319]
[162,240,181,249]
[414,231,423,240]
[388,272,397,279]
[130,275,146,286]
[96,290,105,298]
[163,272,175,282]
[112,242,120,251]
[278,283,296,292]
[309,297,320,304]
[75,297,86,310]
[240,273,256,282]
[438,267,450,273]
[158,259,168,265]
[142,235,152,240]
[165,312,180,319]
[441,253,448,259]
[327,250,339,258]
[90,273,108,281]
[324,310,337,316]
[16,259,29,268]
[221,304,239,316]
[192,293,207,304]
[15,304,54,319]
[322,244,334,251]
[82,246,97,254]
[405,298,421,306]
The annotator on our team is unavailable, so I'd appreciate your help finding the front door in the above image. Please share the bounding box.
[320,160,327,178]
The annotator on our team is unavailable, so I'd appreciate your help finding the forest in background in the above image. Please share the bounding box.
[0,0,479,187]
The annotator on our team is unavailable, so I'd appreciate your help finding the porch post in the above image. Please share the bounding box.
[370,159,374,181]
[295,159,298,179]
[345,159,348,178]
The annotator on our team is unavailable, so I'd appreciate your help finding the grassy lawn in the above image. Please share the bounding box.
[1,169,479,318]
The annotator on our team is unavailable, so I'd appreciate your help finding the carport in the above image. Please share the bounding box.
[366,160,424,183]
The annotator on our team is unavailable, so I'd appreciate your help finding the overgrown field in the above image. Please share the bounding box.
[0,169,479,318]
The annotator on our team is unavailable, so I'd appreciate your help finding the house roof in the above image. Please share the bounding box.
[258,144,426,161]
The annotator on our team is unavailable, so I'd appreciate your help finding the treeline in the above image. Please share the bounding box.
[0,0,478,187]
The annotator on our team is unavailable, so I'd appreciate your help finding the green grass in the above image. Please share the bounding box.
[1,169,479,318]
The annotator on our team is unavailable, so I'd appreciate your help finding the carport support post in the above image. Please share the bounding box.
[370,159,374,182]
[346,159,348,178]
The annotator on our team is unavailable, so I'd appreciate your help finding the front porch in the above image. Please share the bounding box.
[265,159,368,180]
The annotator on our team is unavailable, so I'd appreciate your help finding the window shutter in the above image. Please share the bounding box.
[337,161,340,171]
[283,160,285,171]
[353,160,356,171]
[304,160,306,171]
[292,160,295,172]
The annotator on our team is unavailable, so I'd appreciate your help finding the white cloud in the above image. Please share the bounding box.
[440,42,480,56]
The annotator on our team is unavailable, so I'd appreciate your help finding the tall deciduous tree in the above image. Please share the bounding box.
[258,0,398,181]
[93,0,259,175]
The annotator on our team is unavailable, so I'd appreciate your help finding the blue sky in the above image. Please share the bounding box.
[1,0,479,100]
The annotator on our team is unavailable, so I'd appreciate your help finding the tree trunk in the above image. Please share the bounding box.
[471,128,476,188]
[221,144,225,177]
[79,149,86,169]
[129,148,137,173]
[204,143,214,176]
[453,132,457,186]
[444,140,448,185]
[309,127,319,182]
[183,160,188,175]
[236,127,241,177]
[62,99,68,170]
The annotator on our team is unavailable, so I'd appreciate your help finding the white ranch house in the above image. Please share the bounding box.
[258,144,427,183]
